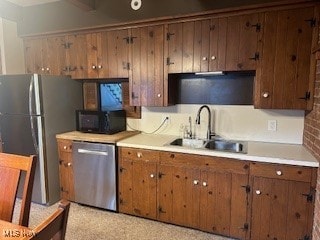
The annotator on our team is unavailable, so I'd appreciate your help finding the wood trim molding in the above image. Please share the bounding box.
[21,0,316,38]
[65,0,95,11]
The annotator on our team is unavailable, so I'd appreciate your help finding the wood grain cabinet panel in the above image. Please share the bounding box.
[129,25,165,106]
[157,152,249,239]
[225,13,262,71]
[65,34,88,79]
[255,7,315,109]
[166,13,260,74]
[57,139,75,201]
[250,162,316,240]
[24,36,67,75]
[118,147,316,240]
[118,147,159,219]
[86,30,130,79]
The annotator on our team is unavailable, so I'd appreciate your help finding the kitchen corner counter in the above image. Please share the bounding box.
[56,131,140,144]
[116,134,319,167]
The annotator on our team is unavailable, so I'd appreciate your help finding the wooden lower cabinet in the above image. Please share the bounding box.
[118,147,159,219]
[57,139,75,201]
[158,152,249,239]
[118,147,316,240]
[249,162,316,240]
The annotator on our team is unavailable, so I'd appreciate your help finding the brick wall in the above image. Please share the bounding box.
[304,56,320,239]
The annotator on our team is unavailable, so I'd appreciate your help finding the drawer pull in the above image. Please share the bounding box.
[202,182,208,187]
[137,152,142,158]
[150,174,155,178]
[193,180,199,185]
[276,170,282,176]
[67,162,72,167]
[255,190,261,195]
[63,146,67,150]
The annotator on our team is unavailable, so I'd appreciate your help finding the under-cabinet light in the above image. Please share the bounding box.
[195,71,225,76]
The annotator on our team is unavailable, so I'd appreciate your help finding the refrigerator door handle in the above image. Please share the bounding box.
[29,76,39,154]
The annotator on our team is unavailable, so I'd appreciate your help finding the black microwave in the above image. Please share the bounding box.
[76,110,126,134]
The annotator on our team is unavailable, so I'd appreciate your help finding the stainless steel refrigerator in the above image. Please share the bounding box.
[0,74,83,205]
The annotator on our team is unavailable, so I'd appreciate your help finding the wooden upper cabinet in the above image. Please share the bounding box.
[255,7,314,110]
[129,25,165,106]
[86,30,130,79]
[86,32,107,78]
[225,13,262,71]
[65,34,88,79]
[107,29,130,78]
[24,36,67,75]
[166,13,260,74]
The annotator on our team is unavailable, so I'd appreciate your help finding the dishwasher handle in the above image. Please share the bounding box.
[77,148,109,156]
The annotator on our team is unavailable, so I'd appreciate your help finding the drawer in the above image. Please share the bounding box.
[57,139,73,153]
[120,147,159,162]
[160,151,206,166]
[250,162,312,182]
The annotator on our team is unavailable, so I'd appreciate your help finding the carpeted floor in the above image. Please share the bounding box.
[14,200,233,240]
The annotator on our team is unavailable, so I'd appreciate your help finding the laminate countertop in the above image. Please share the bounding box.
[116,133,319,167]
[56,131,140,144]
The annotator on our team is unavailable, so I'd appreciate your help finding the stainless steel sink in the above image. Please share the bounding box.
[168,138,247,153]
[204,140,247,153]
[169,138,206,148]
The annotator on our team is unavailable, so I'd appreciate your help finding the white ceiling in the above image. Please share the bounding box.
[5,0,61,7]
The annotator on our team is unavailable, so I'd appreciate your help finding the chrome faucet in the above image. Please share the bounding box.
[195,105,215,140]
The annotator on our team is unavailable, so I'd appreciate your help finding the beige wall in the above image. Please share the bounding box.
[0,18,25,74]
[128,105,305,144]
[16,0,282,36]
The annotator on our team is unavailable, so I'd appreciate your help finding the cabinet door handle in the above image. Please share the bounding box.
[202,182,208,187]
[137,152,142,158]
[262,92,269,98]
[193,180,199,185]
[150,174,155,178]
[255,190,261,195]
[276,170,282,176]
[63,146,68,150]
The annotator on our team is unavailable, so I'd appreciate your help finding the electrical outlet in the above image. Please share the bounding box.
[267,120,277,131]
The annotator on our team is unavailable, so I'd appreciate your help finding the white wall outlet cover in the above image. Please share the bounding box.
[131,0,142,10]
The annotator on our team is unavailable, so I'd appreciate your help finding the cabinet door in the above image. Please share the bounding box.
[24,37,67,75]
[86,32,101,78]
[158,164,201,228]
[119,159,133,214]
[119,148,159,219]
[24,38,43,74]
[46,36,68,75]
[251,177,313,240]
[57,139,74,201]
[66,34,88,79]
[107,29,130,78]
[255,7,314,109]
[199,171,248,239]
[225,13,261,71]
[129,25,164,106]
[193,19,227,72]
[24,38,38,74]
[131,160,158,219]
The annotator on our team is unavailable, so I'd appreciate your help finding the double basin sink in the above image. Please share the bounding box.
[168,137,247,154]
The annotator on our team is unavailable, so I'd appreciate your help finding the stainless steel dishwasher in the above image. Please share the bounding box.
[72,141,117,211]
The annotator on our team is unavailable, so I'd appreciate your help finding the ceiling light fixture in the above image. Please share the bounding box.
[131,0,142,10]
